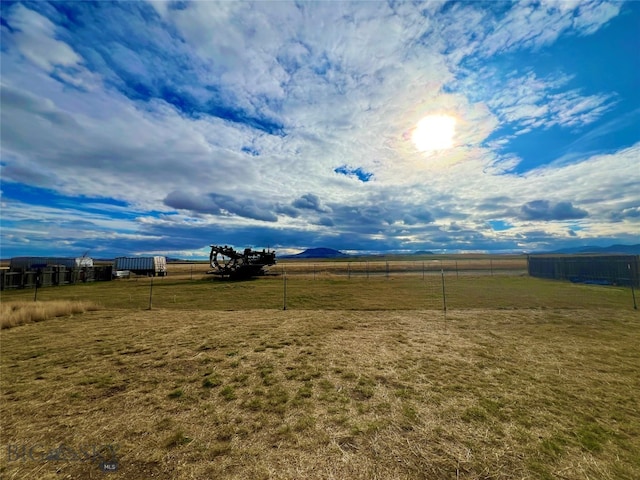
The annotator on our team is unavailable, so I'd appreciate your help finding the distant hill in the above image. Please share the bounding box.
[413,250,435,255]
[281,247,349,259]
[545,244,640,255]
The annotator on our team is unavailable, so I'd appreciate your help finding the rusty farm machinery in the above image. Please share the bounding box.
[207,245,276,279]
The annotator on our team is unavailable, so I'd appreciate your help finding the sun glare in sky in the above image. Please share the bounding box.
[1,1,638,258]
[411,114,457,153]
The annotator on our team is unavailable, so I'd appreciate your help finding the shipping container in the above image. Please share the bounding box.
[113,256,167,276]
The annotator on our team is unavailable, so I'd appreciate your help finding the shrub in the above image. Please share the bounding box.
[0,301,101,329]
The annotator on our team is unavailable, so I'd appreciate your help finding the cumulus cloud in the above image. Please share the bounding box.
[519,200,588,221]
[292,194,327,213]
[164,191,278,223]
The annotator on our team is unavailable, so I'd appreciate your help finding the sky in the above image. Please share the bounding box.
[1,0,638,259]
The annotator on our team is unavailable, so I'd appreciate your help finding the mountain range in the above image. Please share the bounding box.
[279,248,350,259]
[281,244,640,259]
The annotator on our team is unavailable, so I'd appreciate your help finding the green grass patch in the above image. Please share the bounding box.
[165,430,192,448]
[220,385,236,401]
[168,388,184,399]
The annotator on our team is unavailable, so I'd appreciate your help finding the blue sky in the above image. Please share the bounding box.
[1,0,638,259]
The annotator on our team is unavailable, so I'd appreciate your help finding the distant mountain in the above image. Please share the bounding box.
[281,247,350,259]
[545,244,640,255]
[414,250,435,255]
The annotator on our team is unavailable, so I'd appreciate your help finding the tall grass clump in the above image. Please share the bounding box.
[0,300,100,329]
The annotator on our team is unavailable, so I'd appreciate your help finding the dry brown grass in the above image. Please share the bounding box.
[1,308,638,479]
[277,257,527,276]
[0,300,100,329]
[164,256,527,280]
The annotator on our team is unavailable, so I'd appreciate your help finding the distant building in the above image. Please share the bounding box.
[9,256,93,270]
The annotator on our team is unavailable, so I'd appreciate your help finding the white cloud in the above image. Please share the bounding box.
[572,0,621,35]
[478,0,620,56]
[454,69,616,133]
[0,1,635,256]
[5,4,82,71]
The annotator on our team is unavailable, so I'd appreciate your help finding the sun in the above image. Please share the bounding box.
[411,114,457,153]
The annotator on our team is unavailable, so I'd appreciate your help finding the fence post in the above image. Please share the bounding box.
[283,268,287,311]
[33,269,40,302]
[630,264,638,310]
[147,276,154,310]
[441,268,447,312]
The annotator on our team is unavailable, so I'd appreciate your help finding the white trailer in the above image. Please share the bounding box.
[113,256,167,277]
[75,257,94,268]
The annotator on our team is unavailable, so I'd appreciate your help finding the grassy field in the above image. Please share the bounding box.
[0,273,635,311]
[1,273,639,479]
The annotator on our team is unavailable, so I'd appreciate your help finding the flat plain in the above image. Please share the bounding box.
[1,263,639,479]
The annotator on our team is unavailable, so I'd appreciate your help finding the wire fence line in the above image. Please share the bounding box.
[272,274,637,311]
[3,271,636,312]
[165,257,529,280]
[283,258,526,277]
[1,257,637,311]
